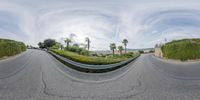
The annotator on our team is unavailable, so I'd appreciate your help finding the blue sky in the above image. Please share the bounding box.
[1,0,200,50]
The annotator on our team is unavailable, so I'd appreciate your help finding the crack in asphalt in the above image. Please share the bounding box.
[40,66,146,99]
[39,52,147,99]
[3,50,200,100]
[47,52,139,83]
[183,85,200,99]
[41,66,57,97]
[41,65,79,99]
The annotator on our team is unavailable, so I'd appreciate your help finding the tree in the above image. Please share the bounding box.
[43,39,56,49]
[118,46,124,55]
[57,43,63,50]
[61,45,63,50]
[51,42,63,50]
[64,38,71,50]
[110,43,116,56]
[85,37,91,51]
[122,39,128,54]
[38,42,45,49]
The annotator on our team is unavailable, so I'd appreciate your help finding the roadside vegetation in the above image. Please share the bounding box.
[0,39,26,58]
[51,49,138,65]
[162,38,200,61]
[38,34,139,65]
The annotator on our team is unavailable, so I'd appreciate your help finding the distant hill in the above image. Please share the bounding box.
[162,38,200,61]
[126,48,154,51]
[92,48,154,54]
[92,50,111,54]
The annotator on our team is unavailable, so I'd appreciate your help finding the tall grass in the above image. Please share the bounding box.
[0,39,26,58]
[162,39,200,61]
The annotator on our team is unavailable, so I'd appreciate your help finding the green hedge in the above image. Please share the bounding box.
[0,39,26,58]
[64,46,89,56]
[50,52,139,73]
[162,39,200,61]
[51,49,138,65]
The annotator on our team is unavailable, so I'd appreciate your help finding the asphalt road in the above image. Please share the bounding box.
[0,49,200,100]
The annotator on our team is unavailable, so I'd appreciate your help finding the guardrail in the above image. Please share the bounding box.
[49,51,140,73]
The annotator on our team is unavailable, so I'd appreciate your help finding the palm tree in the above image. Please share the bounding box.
[64,38,71,50]
[122,39,128,54]
[110,43,116,56]
[60,45,63,50]
[57,42,63,50]
[118,46,124,55]
[85,37,91,51]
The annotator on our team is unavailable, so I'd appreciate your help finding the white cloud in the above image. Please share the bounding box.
[0,0,200,50]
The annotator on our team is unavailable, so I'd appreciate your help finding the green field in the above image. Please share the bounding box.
[162,38,200,61]
[51,49,138,65]
[0,39,26,58]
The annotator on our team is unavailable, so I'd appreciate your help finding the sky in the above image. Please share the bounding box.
[1,0,200,50]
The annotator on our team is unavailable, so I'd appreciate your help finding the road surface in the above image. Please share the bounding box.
[0,49,200,100]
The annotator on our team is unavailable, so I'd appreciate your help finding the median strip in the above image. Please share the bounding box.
[49,51,140,73]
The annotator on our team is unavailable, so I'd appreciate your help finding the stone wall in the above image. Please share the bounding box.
[154,47,163,58]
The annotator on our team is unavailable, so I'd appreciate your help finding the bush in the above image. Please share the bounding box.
[123,52,135,58]
[50,44,60,49]
[162,38,200,61]
[99,54,106,57]
[149,50,155,53]
[91,53,98,57]
[80,49,89,56]
[0,39,26,58]
[139,50,144,54]
[65,46,89,55]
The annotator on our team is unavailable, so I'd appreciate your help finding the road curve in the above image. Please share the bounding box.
[0,49,200,100]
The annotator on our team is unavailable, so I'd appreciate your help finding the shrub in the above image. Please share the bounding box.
[139,50,144,54]
[50,44,60,49]
[149,50,155,53]
[80,49,89,56]
[64,46,89,55]
[91,53,98,57]
[123,52,135,58]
